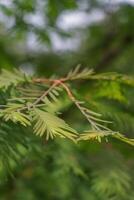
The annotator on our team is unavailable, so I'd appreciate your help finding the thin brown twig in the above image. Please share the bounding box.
[32,76,70,85]
[59,81,100,130]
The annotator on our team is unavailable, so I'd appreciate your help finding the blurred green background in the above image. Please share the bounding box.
[0,0,134,199]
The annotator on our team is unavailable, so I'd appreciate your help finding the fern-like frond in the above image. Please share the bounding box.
[31,108,78,141]
[90,72,134,86]
[66,65,94,80]
[78,131,134,146]
[78,130,114,142]
[0,69,29,89]
[0,103,31,126]
[3,111,31,127]
[65,67,134,87]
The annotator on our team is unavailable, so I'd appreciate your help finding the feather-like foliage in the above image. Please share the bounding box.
[0,103,31,126]
[31,108,78,141]
[78,130,134,146]
[0,69,29,89]
[66,65,94,80]
[90,72,134,86]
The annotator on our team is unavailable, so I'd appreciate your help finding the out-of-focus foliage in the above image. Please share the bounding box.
[0,0,134,199]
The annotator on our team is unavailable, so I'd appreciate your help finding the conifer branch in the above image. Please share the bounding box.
[0,66,134,146]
